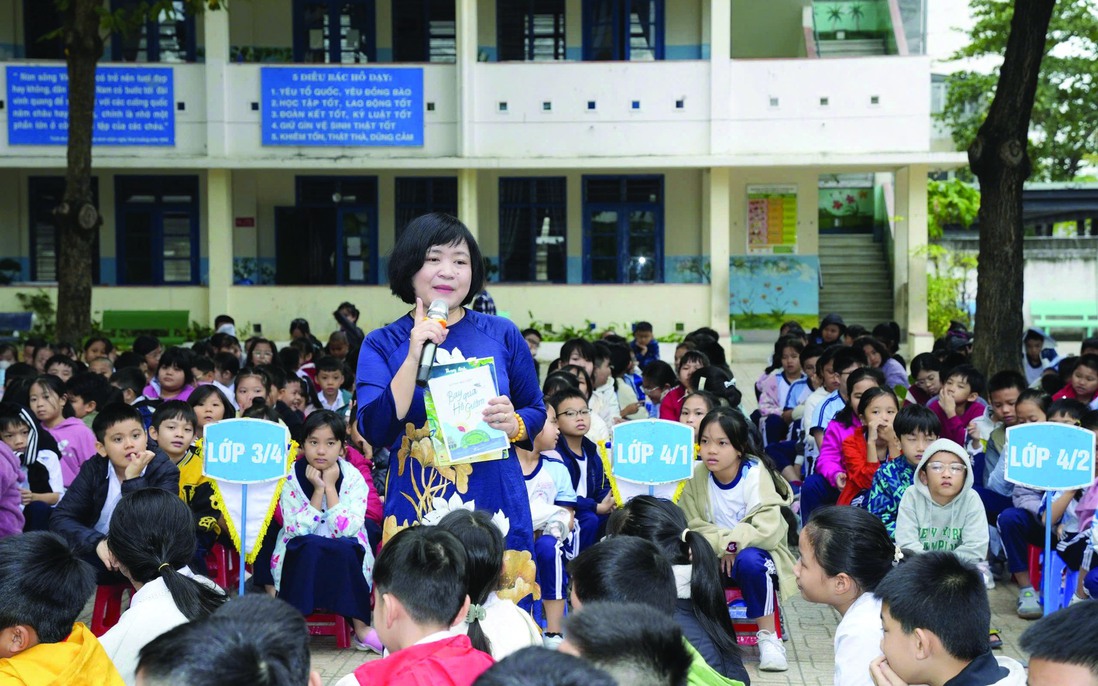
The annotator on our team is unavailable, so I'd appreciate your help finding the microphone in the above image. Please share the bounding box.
[415,299,449,387]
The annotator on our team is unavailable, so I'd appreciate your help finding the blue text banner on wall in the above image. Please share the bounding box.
[261,67,423,147]
[6,65,175,146]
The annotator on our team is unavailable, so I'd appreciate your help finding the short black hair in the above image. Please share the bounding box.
[83,336,115,355]
[191,356,214,376]
[520,328,541,341]
[0,532,95,643]
[138,595,313,686]
[852,335,891,363]
[564,602,690,686]
[302,410,347,444]
[110,367,147,395]
[213,352,240,376]
[909,352,941,377]
[388,212,484,306]
[44,354,78,373]
[633,321,653,333]
[987,370,1027,396]
[875,551,990,661]
[547,388,587,413]
[592,341,612,366]
[1023,329,1045,344]
[560,338,596,365]
[1019,599,1098,677]
[157,347,195,385]
[542,372,580,398]
[114,351,145,371]
[830,345,868,374]
[0,402,32,434]
[943,364,986,397]
[800,343,824,367]
[641,360,676,387]
[65,371,115,407]
[314,356,344,375]
[1082,337,1098,354]
[569,537,675,614]
[92,403,145,442]
[373,526,467,627]
[209,332,239,351]
[474,647,616,686]
[151,400,198,431]
[1048,398,1088,422]
[1081,409,1098,433]
[893,404,941,437]
[257,364,287,390]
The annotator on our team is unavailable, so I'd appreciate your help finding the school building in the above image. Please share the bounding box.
[0,0,963,351]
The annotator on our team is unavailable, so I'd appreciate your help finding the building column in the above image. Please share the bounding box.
[895,165,931,355]
[207,170,233,320]
[458,168,479,241]
[709,167,731,337]
[456,0,477,156]
[204,7,230,158]
[708,0,731,153]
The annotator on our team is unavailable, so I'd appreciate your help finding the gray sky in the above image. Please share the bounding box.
[926,0,1001,74]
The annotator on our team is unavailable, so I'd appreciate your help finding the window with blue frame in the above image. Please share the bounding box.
[274,177,379,285]
[395,177,458,239]
[28,178,101,283]
[583,0,662,61]
[115,176,200,285]
[23,1,65,60]
[498,0,566,61]
[583,176,663,284]
[110,0,196,63]
[293,0,376,64]
[392,0,456,63]
[499,178,567,283]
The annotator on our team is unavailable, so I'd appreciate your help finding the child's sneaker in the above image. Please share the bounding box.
[543,633,564,650]
[353,628,384,653]
[756,630,788,671]
[1016,587,1042,619]
[976,561,995,590]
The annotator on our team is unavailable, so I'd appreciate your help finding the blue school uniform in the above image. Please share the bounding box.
[553,436,610,553]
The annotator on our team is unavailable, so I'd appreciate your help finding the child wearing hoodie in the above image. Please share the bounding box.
[895,438,988,569]
[867,404,941,538]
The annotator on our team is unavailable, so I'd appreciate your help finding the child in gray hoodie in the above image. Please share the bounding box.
[895,438,989,565]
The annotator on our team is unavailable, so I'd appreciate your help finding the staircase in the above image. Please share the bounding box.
[816,38,888,57]
[818,234,895,328]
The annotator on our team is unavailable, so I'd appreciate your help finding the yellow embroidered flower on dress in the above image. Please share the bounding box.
[382,515,409,543]
[497,550,540,603]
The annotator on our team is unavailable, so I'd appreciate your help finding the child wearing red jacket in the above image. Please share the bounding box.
[838,388,901,506]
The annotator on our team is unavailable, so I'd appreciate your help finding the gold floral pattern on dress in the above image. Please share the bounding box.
[497,549,540,604]
[393,422,474,524]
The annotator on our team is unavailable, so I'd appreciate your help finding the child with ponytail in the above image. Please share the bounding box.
[612,495,749,685]
[795,506,900,686]
[437,508,542,659]
[100,488,226,685]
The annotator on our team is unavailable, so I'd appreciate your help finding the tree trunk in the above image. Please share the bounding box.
[969,0,1055,374]
[55,0,104,344]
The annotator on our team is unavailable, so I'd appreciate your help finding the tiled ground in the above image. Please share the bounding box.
[306,583,1033,685]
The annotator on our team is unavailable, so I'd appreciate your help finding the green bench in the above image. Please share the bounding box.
[1031,300,1098,337]
[101,310,191,347]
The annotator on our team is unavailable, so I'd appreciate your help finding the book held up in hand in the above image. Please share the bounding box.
[424,357,510,466]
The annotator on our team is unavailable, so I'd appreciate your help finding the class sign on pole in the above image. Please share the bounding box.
[1004,422,1095,615]
[204,418,292,595]
[609,419,695,504]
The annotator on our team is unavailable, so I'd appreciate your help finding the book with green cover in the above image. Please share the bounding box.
[424,357,510,466]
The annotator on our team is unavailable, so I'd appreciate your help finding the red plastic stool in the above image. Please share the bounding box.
[1028,544,1042,589]
[90,583,135,636]
[204,543,241,591]
[306,613,352,649]
[725,588,783,646]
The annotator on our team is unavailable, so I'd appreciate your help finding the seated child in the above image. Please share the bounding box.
[314,356,351,416]
[149,401,221,570]
[49,403,180,582]
[545,388,612,554]
[143,348,195,402]
[588,343,621,430]
[894,438,988,579]
[211,352,240,408]
[45,355,78,383]
[867,405,941,537]
[927,365,987,446]
[561,602,692,686]
[190,356,215,386]
[1052,353,1098,408]
[272,410,374,647]
[245,338,279,369]
[1022,328,1061,386]
[1019,599,1098,686]
[871,551,1025,686]
[0,403,64,531]
[0,442,22,537]
[100,489,226,685]
[438,509,542,660]
[234,367,272,414]
[344,397,384,550]
[474,646,616,686]
[678,407,796,672]
[755,335,806,446]
[641,360,677,419]
[0,531,124,685]
[259,366,305,443]
[660,350,709,421]
[110,367,157,431]
[136,594,323,686]
[335,527,495,686]
[974,371,1027,522]
[31,374,97,487]
[838,387,900,507]
[516,403,576,646]
[66,371,116,430]
[187,384,234,436]
[631,321,660,372]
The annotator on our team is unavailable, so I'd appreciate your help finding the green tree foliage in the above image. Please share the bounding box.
[927,178,981,239]
[939,0,1098,181]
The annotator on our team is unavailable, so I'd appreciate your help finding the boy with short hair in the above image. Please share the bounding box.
[109,368,156,430]
[867,405,941,538]
[630,321,660,372]
[0,531,124,685]
[588,342,620,430]
[927,365,987,446]
[66,371,114,430]
[547,388,612,553]
[1020,600,1098,686]
[871,551,1025,686]
[190,355,215,385]
[561,602,692,686]
[314,356,351,416]
[335,527,494,686]
[1023,329,1061,386]
[49,403,180,582]
[149,401,220,568]
[975,371,1028,521]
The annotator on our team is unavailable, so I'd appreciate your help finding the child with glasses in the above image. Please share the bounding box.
[546,388,612,554]
[895,438,988,572]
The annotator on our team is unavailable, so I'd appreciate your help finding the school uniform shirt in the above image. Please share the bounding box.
[0,623,124,686]
[551,439,609,513]
[895,439,987,564]
[945,651,1026,686]
[758,371,806,417]
[523,454,577,533]
[834,593,883,686]
[336,632,494,686]
[812,390,845,433]
[615,377,647,421]
[45,417,98,488]
[784,378,813,416]
[318,388,352,415]
[631,339,661,371]
[212,381,238,409]
[167,446,221,539]
[99,568,221,686]
[590,378,621,429]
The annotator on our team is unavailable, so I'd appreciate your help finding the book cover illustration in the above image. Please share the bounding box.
[425,357,510,466]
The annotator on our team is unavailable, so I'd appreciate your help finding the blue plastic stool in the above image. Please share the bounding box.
[1045,550,1080,611]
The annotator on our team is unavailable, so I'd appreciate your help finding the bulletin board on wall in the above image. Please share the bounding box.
[746,184,798,254]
